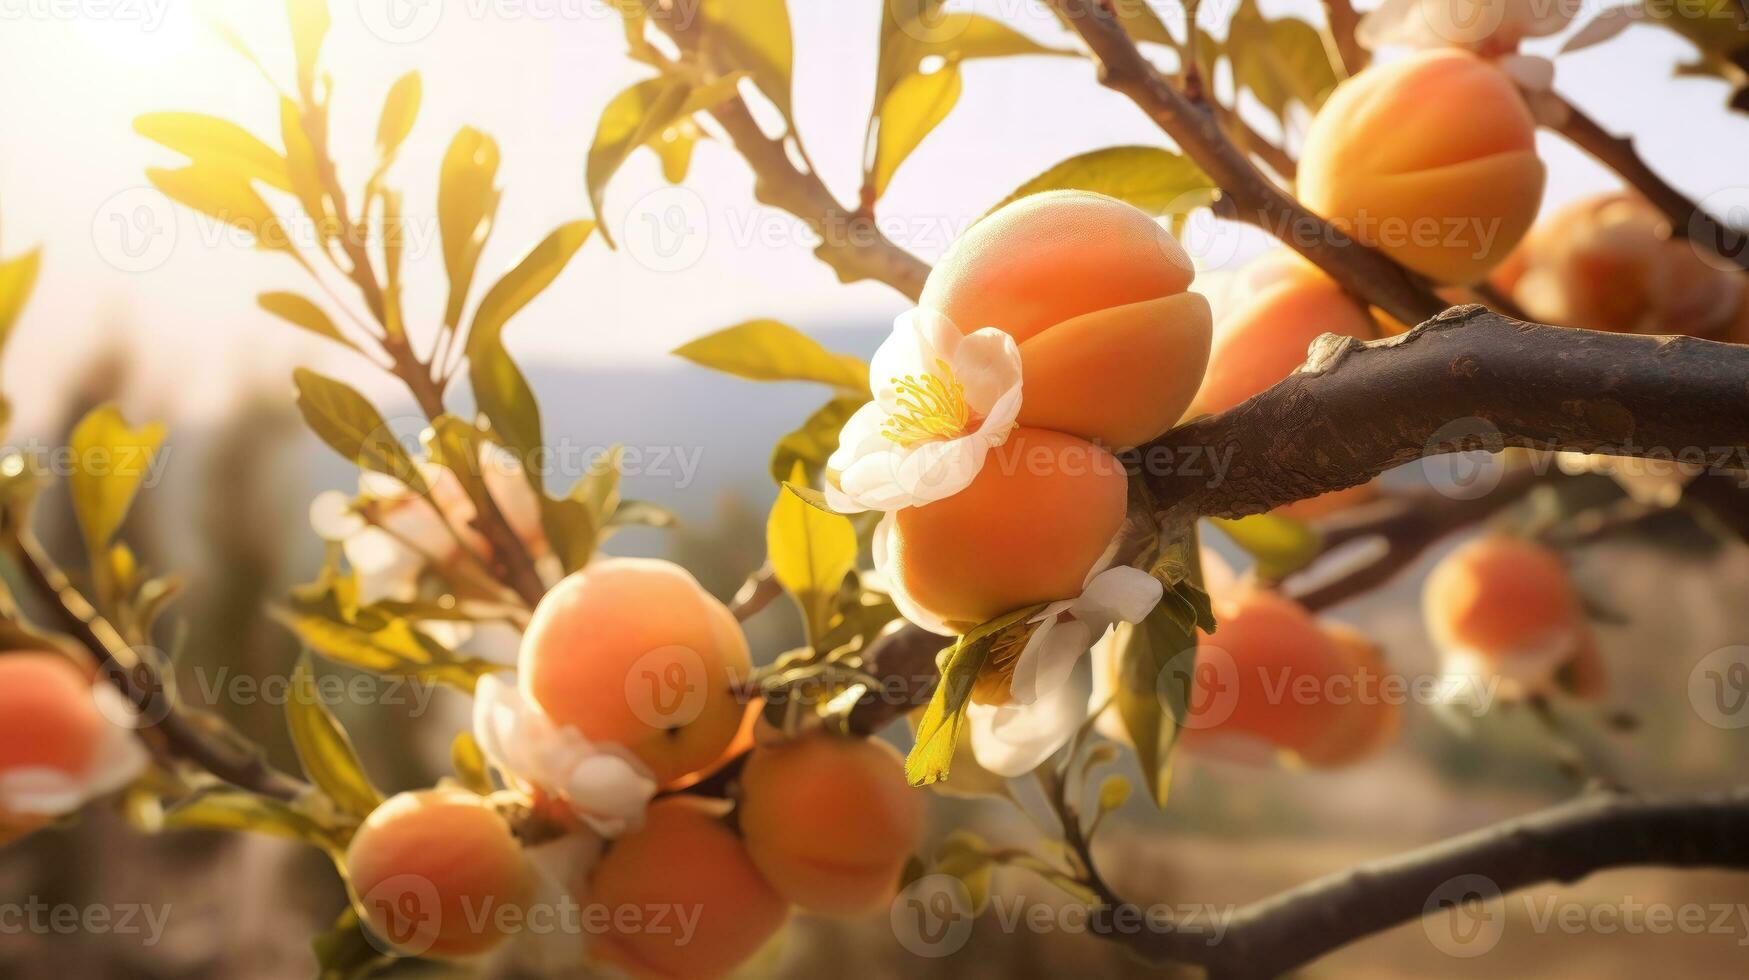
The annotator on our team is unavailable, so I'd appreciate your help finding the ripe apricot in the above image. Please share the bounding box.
[1183,587,1350,756]
[921,189,1212,448]
[346,789,535,958]
[738,735,923,917]
[1296,624,1401,768]
[1188,253,1377,418]
[1492,192,1744,338]
[1299,49,1545,284]
[882,427,1128,631]
[0,653,104,778]
[520,558,752,784]
[1423,535,1587,695]
[586,796,787,980]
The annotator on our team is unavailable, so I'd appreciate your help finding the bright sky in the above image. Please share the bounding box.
[0,0,1744,432]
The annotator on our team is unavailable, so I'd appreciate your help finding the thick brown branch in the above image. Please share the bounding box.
[1139,307,1749,523]
[1047,0,1446,327]
[1105,787,1749,977]
[2,528,310,803]
[1550,94,1749,273]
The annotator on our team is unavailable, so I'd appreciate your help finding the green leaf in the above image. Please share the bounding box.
[698,0,793,120]
[871,62,962,200]
[291,368,428,494]
[287,654,383,820]
[874,6,1068,112]
[673,319,869,391]
[163,787,343,852]
[905,605,1045,786]
[468,335,542,469]
[375,72,422,165]
[1211,513,1320,580]
[134,113,291,192]
[311,910,393,980]
[768,463,858,644]
[68,404,166,558]
[148,165,289,252]
[1226,2,1338,122]
[259,292,359,353]
[996,146,1216,216]
[469,220,594,353]
[771,395,867,485]
[0,247,42,358]
[586,75,693,247]
[1110,602,1199,808]
[1097,773,1133,812]
[439,127,503,329]
[450,731,494,795]
[781,481,838,514]
[271,604,496,689]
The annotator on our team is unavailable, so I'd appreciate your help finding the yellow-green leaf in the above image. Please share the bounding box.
[699,0,793,119]
[0,247,42,357]
[876,5,1068,110]
[259,292,359,352]
[1226,1,1338,121]
[996,146,1216,216]
[469,220,594,352]
[375,72,422,164]
[451,731,494,795]
[871,63,961,200]
[287,654,383,820]
[1211,513,1320,580]
[291,368,428,494]
[906,605,1044,786]
[1097,773,1132,812]
[586,75,693,247]
[673,319,869,391]
[162,787,341,852]
[286,0,330,98]
[439,127,503,329]
[68,404,166,557]
[771,396,867,485]
[280,97,336,244]
[148,165,288,251]
[1110,602,1199,808]
[768,463,858,644]
[134,113,291,193]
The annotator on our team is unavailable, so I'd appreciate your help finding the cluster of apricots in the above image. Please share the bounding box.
[343,558,923,976]
[880,190,1212,632]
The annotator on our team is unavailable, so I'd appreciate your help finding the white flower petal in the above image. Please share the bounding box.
[968,681,1086,777]
[1075,567,1165,626]
[1009,617,1095,706]
[344,527,425,606]
[952,327,1022,413]
[309,491,365,541]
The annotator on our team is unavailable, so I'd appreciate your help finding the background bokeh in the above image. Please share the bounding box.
[2,1,1748,976]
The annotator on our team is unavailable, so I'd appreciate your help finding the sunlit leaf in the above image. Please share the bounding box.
[286,654,383,820]
[279,97,336,243]
[1097,773,1133,812]
[68,404,166,557]
[586,75,693,247]
[439,127,503,329]
[148,165,289,252]
[875,5,1068,111]
[286,0,330,98]
[134,113,291,193]
[260,292,359,353]
[311,909,393,980]
[272,602,497,689]
[469,220,594,353]
[375,72,422,165]
[291,368,428,494]
[771,395,866,484]
[673,319,869,391]
[607,499,679,530]
[871,63,962,199]
[768,463,858,644]
[698,0,793,119]
[1111,601,1199,807]
[1211,513,1320,580]
[1226,2,1338,121]
[995,145,1216,216]
[906,605,1045,786]
[163,787,343,852]
[0,247,42,358]
[578,444,624,522]
[451,731,494,795]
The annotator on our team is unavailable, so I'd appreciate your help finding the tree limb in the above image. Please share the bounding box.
[1046,0,1447,327]
[1100,786,1749,977]
[1137,306,1749,524]
[1548,92,1749,273]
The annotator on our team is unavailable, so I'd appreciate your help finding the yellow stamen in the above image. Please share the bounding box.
[882,358,972,447]
[970,620,1041,706]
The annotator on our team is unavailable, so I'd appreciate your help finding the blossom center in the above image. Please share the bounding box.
[882,358,974,447]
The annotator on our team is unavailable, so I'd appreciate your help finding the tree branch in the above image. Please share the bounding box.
[1138,306,1749,524]
[1548,93,1749,272]
[1100,786,1749,977]
[1046,0,1447,327]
